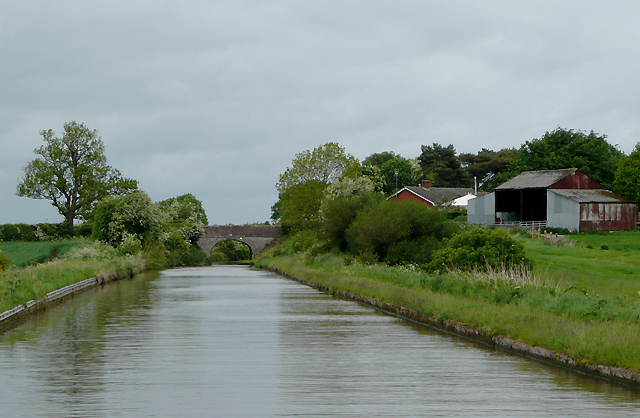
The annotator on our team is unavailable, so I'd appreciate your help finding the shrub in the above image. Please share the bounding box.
[0,250,11,271]
[142,241,167,270]
[320,192,381,250]
[93,191,162,247]
[346,200,458,266]
[117,232,143,256]
[431,227,530,272]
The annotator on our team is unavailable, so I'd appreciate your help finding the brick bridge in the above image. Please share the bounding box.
[198,225,282,258]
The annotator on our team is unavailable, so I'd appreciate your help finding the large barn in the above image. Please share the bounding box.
[468,168,637,231]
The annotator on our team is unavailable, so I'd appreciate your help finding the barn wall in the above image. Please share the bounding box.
[467,193,495,225]
[551,171,605,190]
[580,203,638,231]
[547,191,580,231]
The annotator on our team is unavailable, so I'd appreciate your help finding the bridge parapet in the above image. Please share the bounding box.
[198,225,282,258]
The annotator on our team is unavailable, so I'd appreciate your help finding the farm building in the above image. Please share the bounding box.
[390,180,476,208]
[468,168,637,231]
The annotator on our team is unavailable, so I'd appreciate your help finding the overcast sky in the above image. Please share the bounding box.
[2,1,640,225]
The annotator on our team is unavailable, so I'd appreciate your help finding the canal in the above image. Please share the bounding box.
[1,265,639,417]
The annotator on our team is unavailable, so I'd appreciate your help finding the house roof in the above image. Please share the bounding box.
[496,168,578,190]
[395,186,476,205]
[549,189,632,204]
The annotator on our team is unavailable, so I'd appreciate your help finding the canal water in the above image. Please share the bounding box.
[1,266,639,417]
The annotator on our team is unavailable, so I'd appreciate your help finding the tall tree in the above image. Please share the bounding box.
[274,180,327,233]
[511,127,623,189]
[613,143,640,202]
[362,151,397,168]
[418,143,471,187]
[17,121,138,227]
[379,156,419,195]
[459,148,517,191]
[276,142,358,193]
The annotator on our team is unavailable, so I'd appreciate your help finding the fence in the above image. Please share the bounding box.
[495,220,547,230]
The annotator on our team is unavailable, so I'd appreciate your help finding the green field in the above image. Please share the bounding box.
[526,230,640,300]
[0,240,85,268]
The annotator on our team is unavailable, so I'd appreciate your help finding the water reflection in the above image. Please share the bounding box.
[0,266,638,417]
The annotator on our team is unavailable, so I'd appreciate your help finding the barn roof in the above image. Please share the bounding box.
[496,168,578,190]
[549,189,632,204]
[397,186,475,205]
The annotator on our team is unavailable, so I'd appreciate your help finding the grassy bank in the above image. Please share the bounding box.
[254,230,640,373]
[0,242,145,313]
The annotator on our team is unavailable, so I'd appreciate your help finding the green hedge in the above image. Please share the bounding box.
[0,223,92,242]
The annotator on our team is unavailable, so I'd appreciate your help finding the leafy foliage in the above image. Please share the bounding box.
[212,240,251,261]
[510,127,623,189]
[379,156,419,195]
[418,143,472,187]
[362,151,397,168]
[273,180,327,233]
[459,148,517,191]
[431,227,530,272]
[613,143,640,202]
[276,142,358,193]
[16,121,138,226]
[346,200,458,266]
[92,191,162,247]
[0,250,11,272]
[321,191,381,251]
[156,193,208,225]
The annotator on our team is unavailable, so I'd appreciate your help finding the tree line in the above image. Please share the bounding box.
[270,127,640,270]
[14,121,212,267]
[273,127,640,233]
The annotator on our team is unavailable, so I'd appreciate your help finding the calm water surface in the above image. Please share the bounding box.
[1,265,639,417]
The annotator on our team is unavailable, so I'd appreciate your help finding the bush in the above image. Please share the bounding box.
[0,224,36,241]
[93,191,162,247]
[117,232,143,256]
[431,227,530,272]
[0,250,11,271]
[346,200,458,266]
[142,242,167,270]
[321,192,381,250]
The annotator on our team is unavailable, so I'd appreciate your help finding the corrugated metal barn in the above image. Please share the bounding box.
[468,168,637,231]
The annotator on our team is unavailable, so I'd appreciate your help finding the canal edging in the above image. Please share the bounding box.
[263,265,640,388]
[0,274,117,332]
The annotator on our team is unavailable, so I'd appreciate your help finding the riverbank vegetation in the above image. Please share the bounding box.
[258,140,640,375]
[0,242,144,312]
[255,229,640,371]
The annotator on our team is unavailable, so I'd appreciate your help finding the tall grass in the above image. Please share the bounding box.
[0,242,145,313]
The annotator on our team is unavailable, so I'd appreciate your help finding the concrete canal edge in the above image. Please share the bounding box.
[263,266,640,388]
[0,274,115,333]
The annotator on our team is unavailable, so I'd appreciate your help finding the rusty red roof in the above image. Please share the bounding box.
[496,168,578,190]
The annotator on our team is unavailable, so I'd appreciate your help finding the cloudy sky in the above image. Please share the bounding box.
[2,1,640,225]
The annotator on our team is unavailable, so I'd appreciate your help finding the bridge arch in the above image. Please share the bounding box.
[198,225,282,259]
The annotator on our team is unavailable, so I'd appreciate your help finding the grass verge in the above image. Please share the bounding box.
[0,245,145,313]
[254,240,640,373]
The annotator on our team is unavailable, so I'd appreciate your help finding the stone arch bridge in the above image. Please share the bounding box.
[198,225,282,258]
